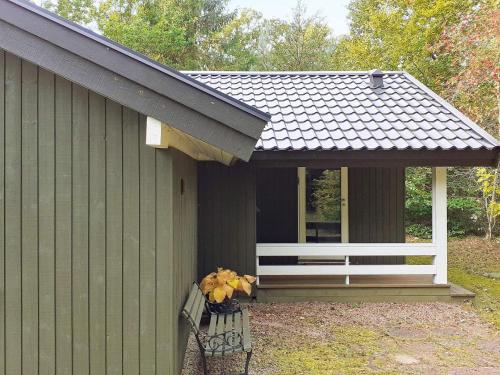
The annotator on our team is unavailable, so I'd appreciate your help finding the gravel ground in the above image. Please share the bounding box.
[182,302,500,375]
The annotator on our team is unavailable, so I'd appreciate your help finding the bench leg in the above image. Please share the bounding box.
[194,335,208,375]
[244,351,252,375]
[201,355,208,375]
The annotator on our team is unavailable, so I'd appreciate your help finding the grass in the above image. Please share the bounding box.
[271,236,500,374]
[447,236,500,328]
[408,236,500,328]
[272,326,392,375]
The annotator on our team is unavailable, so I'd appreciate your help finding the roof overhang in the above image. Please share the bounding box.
[146,117,237,166]
[189,71,499,162]
[0,0,270,161]
[249,149,500,168]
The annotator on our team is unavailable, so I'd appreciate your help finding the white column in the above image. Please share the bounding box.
[341,167,350,285]
[340,167,349,243]
[432,167,447,284]
[297,167,306,243]
[256,255,260,286]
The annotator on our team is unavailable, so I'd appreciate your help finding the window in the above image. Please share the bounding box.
[298,167,348,244]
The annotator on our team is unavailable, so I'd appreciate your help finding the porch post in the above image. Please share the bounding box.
[297,167,306,243]
[341,167,349,285]
[432,167,447,284]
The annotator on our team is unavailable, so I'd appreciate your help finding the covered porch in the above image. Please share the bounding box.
[197,160,481,302]
[253,165,462,301]
[256,167,446,286]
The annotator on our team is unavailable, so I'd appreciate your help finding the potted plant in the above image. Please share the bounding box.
[200,268,256,314]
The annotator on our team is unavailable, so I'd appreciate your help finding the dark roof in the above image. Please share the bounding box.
[0,0,270,161]
[187,71,499,152]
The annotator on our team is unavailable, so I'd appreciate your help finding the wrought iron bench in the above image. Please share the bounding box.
[182,283,253,375]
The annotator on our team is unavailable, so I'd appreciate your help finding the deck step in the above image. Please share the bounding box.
[257,286,453,303]
[449,283,475,299]
[258,283,448,289]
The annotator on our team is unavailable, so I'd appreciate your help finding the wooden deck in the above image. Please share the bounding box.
[256,275,474,303]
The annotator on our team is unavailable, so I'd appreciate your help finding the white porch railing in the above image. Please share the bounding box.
[256,243,442,286]
[256,167,448,286]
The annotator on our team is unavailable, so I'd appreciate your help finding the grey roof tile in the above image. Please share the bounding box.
[187,71,499,152]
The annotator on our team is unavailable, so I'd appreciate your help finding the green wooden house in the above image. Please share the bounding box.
[0,0,498,374]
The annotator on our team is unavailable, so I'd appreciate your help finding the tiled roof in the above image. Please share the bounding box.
[186,71,499,152]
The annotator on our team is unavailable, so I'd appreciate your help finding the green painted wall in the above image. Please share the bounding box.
[170,149,198,373]
[0,50,197,375]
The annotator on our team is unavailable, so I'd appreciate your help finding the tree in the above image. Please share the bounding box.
[257,1,335,71]
[44,0,238,69]
[42,0,95,25]
[200,9,264,70]
[476,167,500,239]
[437,1,499,239]
[43,0,335,71]
[312,170,341,221]
[406,167,486,238]
[436,1,499,136]
[95,0,237,69]
[331,0,473,90]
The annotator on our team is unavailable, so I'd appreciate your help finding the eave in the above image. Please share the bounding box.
[249,149,500,168]
[0,0,270,161]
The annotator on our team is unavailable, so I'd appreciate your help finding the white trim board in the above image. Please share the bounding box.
[257,264,437,276]
[341,167,349,243]
[257,243,438,257]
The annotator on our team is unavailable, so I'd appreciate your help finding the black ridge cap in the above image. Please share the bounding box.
[5,0,271,123]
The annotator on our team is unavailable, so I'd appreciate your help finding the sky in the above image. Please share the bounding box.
[229,0,351,36]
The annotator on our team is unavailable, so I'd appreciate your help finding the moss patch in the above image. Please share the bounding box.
[270,326,394,375]
[447,237,500,328]
[449,267,500,328]
[407,236,500,328]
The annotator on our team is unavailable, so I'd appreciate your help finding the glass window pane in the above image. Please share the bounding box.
[306,168,341,243]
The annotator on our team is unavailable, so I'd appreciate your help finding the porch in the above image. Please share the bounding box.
[197,164,475,302]
[254,241,474,302]
[256,278,472,303]
[255,165,447,292]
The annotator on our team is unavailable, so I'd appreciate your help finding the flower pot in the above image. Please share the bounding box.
[206,298,241,314]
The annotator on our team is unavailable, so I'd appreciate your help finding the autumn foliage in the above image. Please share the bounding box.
[200,268,256,303]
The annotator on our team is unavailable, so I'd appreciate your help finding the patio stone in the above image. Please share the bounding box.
[394,354,420,365]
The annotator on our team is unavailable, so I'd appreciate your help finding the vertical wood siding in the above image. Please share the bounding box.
[4,51,22,375]
[256,168,298,243]
[171,150,198,373]
[348,167,406,264]
[256,168,298,265]
[0,49,5,375]
[0,51,197,375]
[198,162,256,280]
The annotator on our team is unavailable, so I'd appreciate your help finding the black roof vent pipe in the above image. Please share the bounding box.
[369,69,384,88]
